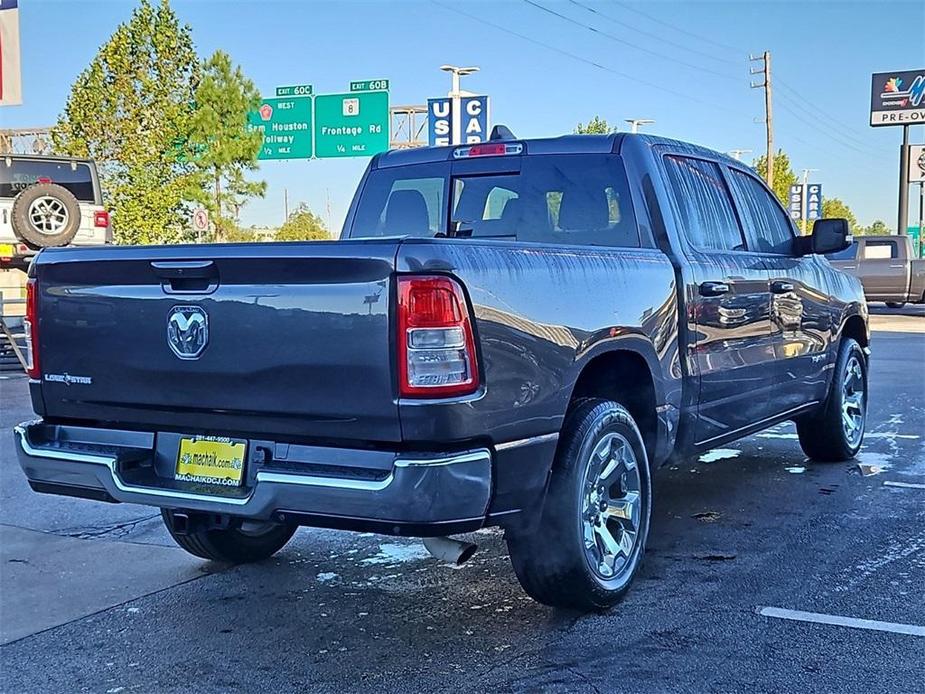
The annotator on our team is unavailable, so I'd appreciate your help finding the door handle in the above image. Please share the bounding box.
[888,264,904,269]
[770,280,794,294]
[699,281,730,297]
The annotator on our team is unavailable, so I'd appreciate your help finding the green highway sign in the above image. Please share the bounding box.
[276,84,313,97]
[248,97,313,160]
[350,79,389,92]
[314,90,389,158]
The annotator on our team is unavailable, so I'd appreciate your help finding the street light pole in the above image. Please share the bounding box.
[440,65,479,145]
[625,118,655,134]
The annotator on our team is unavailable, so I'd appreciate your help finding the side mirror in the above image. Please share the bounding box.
[810,218,851,255]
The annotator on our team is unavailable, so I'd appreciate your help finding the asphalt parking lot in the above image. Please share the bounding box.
[1,306,923,693]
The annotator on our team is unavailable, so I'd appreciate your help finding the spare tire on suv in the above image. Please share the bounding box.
[11,183,81,249]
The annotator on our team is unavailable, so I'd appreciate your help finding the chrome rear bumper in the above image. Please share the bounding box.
[14,421,492,534]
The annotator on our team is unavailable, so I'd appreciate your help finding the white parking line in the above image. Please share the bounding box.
[884,481,925,490]
[758,607,925,637]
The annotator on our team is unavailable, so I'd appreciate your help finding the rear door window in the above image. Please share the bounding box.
[726,168,796,255]
[662,155,745,252]
[0,159,97,202]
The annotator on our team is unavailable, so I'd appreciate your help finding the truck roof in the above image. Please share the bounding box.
[373,132,742,169]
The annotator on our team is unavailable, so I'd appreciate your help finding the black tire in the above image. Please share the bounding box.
[506,399,652,611]
[161,509,297,563]
[885,302,905,309]
[11,183,81,248]
[796,338,868,462]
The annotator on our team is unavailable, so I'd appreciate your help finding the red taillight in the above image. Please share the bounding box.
[397,276,479,398]
[24,279,39,379]
[94,210,110,227]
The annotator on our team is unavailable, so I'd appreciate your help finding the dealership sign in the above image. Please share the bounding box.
[788,184,823,222]
[907,144,925,183]
[427,97,453,146]
[427,95,490,146]
[870,69,925,126]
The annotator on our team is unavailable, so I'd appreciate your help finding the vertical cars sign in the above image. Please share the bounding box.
[870,69,925,126]
[459,95,489,144]
[0,0,22,105]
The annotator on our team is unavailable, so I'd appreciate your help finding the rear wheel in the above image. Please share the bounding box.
[161,509,297,563]
[506,399,651,611]
[796,338,867,462]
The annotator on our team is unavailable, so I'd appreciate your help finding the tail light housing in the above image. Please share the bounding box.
[397,276,479,398]
[94,210,110,228]
[24,278,39,379]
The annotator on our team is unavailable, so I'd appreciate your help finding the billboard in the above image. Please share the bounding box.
[907,144,925,183]
[870,69,925,127]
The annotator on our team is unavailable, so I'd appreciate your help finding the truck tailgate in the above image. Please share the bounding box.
[32,241,401,443]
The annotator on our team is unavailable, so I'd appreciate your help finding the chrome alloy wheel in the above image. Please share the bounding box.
[581,432,642,580]
[842,354,866,448]
[27,196,70,235]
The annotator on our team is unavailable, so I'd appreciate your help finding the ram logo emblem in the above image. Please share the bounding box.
[167,306,209,360]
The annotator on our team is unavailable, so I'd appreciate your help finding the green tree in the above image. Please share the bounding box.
[53,0,200,245]
[275,204,329,241]
[820,198,859,233]
[752,149,798,207]
[858,219,889,236]
[187,50,266,241]
[575,116,618,134]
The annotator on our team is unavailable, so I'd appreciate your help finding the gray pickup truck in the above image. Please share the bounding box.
[15,133,869,610]
[827,234,925,307]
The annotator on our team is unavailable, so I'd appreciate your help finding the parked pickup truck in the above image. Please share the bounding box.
[826,234,925,307]
[15,133,869,610]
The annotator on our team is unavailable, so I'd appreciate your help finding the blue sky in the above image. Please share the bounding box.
[3,0,923,232]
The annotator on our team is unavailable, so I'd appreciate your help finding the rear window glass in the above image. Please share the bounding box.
[0,159,97,202]
[863,241,897,259]
[349,155,639,248]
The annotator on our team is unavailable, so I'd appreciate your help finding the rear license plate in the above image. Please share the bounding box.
[0,244,15,256]
[175,437,247,487]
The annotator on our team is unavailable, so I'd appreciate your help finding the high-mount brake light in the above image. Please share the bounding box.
[397,276,479,398]
[24,279,39,379]
[452,142,523,159]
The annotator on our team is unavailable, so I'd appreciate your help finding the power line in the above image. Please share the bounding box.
[567,0,738,67]
[523,0,740,82]
[775,93,880,156]
[610,0,746,55]
[775,78,876,144]
[431,1,753,118]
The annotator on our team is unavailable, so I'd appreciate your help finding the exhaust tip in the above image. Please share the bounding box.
[423,536,478,566]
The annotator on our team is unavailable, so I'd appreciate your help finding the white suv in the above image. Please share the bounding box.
[0,155,111,269]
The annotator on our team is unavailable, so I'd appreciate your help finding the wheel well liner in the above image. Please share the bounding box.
[568,350,658,459]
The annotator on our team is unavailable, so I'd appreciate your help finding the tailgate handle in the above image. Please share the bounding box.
[151,260,218,293]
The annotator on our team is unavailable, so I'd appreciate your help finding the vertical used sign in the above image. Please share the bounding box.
[427,98,453,146]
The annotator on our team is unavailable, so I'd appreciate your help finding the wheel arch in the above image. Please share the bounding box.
[567,342,668,464]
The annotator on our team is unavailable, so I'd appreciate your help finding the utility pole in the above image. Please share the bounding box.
[728,149,752,161]
[750,51,773,188]
[283,187,289,223]
[440,65,479,145]
[800,168,818,235]
[625,118,655,134]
